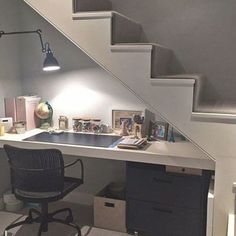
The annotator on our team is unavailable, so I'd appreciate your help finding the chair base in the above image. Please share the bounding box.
[4,204,81,236]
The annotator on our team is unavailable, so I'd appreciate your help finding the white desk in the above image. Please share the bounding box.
[0,129,214,170]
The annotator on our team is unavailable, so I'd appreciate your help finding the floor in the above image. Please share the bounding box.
[1,201,132,236]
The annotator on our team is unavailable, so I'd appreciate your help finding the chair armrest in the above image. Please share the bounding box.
[64,159,84,182]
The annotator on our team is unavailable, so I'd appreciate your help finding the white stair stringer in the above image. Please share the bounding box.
[22,1,236,235]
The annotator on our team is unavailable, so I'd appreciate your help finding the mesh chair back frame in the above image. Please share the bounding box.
[4,145,65,193]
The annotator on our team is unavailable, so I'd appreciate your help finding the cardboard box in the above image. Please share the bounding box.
[94,187,126,233]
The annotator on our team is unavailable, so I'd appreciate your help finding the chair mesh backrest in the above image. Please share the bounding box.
[4,145,64,193]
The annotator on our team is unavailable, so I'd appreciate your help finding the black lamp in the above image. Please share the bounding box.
[0,29,60,72]
[43,43,60,71]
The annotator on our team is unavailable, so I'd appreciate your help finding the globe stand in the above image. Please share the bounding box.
[39,118,52,129]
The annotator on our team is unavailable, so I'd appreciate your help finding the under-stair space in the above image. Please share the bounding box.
[20,1,236,234]
[22,0,236,157]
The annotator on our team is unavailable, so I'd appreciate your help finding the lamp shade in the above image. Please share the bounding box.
[43,50,60,72]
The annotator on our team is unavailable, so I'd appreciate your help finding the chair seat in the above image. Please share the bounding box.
[15,176,83,203]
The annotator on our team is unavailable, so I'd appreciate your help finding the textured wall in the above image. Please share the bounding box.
[111,0,236,104]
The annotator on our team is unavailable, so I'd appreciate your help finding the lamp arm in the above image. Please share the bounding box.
[0,29,46,53]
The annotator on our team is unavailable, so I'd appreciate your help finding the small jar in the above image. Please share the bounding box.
[14,121,26,134]
[72,118,82,132]
[91,119,101,133]
[82,119,91,132]
[58,116,68,130]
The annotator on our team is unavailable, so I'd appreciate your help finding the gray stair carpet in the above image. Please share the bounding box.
[74,0,235,115]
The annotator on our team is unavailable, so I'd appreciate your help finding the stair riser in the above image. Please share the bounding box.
[73,0,112,13]
[112,13,142,44]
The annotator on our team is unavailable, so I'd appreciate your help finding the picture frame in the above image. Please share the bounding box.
[112,110,143,133]
[152,121,169,141]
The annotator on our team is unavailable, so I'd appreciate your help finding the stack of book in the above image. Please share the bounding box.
[117,138,147,149]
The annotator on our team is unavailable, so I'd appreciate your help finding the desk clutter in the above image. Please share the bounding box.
[2,95,186,145]
[117,138,147,149]
[72,117,112,134]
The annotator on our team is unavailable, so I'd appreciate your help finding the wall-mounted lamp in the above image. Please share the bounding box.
[0,29,60,72]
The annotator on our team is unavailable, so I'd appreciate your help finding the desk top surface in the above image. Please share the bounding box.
[0,129,215,170]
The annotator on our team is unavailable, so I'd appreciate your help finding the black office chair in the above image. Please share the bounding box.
[3,144,84,236]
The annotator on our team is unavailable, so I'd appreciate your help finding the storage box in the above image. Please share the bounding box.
[4,98,17,122]
[16,96,41,130]
[5,96,41,131]
[94,186,126,233]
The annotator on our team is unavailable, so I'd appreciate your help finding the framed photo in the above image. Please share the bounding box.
[152,121,169,140]
[112,110,143,133]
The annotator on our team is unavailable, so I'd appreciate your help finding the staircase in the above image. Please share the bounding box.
[21,0,236,159]
[22,0,236,160]
[20,1,236,235]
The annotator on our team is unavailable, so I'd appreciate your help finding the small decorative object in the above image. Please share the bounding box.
[100,124,113,133]
[133,114,143,124]
[82,118,92,132]
[133,114,145,138]
[35,101,53,129]
[168,127,175,142]
[14,121,26,134]
[112,110,143,133]
[72,118,82,132]
[58,116,68,130]
[120,119,129,136]
[91,119,101,133]
[152,121,169,141]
